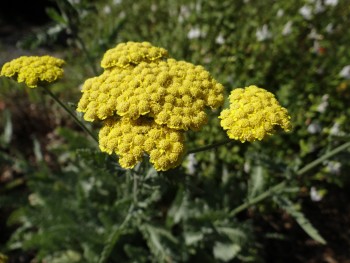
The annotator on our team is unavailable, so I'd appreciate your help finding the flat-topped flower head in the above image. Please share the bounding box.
[77,58,224,131]
[101,41,169,69]
[219,85,291,142]
[1,55,65,88]
[99,117,186,171]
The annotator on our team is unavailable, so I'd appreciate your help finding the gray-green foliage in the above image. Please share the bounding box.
[2,0,350,262]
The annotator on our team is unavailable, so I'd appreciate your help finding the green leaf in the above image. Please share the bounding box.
[213,242,241,262]
[247,165,266,199]
[274,197,326,244]
[46,7,67,25]
[0,109,12,146]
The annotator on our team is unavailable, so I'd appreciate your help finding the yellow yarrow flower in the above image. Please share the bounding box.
[219,85,291,142]
[77,58,224,131]
[77,41,225,171]
[99,117,186,171]
[0,55,65,88]
[101,41,168,69]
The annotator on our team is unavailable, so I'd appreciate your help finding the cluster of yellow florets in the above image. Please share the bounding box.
[0,55,65,88]
[101,41,168,69]
[77,41,224,171]
[219,85,291,142]
[99,117,185,171]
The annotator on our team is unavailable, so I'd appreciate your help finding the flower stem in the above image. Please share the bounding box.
[42,86,98,144]
[296,141,350,176]
[187,138,233,154]
[229,181,287,217]
[229,141,350,216]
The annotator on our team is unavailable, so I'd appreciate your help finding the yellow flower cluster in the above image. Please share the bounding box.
[219,85,291,142]
[0,55,65,88]
[99,117,185,171]
[101,41,168,69]
[77,41,224,170]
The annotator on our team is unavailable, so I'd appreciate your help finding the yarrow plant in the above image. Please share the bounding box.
[219,85,291,142]
[0,55,65,88]
[4,40,350,263]
[77,41,225,170]
[0,42,292,172]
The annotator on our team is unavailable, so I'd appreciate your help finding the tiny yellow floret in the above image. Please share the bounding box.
[0,55,65,88]
[219,85,292,142]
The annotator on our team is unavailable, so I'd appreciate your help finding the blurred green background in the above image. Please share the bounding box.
[1,0,350,262]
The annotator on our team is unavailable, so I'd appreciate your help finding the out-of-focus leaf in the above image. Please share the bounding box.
[46,7,68,25]
[213,242,241,262]
[274,197,326,244]
[247,165,266,199]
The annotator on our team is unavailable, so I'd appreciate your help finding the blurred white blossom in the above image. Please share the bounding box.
[282,21,293,36]
[299,5,313,20]
[103,5,111,14]
[215,34,225,45]
[325,23,334,33]
[314,0,325,13]
[317,94,329,113]
[310,187,323,202]
[113,0,122,4]
[151,4,157,12]
[339,65,350,79]
[277,9,284,17]
[178,5,190,23]
[186,154,198,175]
[330,122,343,136]
[326,161,342,175]
[325,0,338,6]
[307,122,322,134]
[187,27,202,39]
[256,25,271,41]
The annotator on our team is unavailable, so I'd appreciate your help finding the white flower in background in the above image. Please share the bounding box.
[299,5,313,20]
[178,5,190,23]
[339,65,350,79]
[68,0,80,4]
[187,27,202,39]
[277,9,284,17]
[215,34,225,45]
[244,161,251,173]
[113,0,122,4]
[325,23,334,33]
[243,0,250,3]
[119,11,126,19]
[314,0,325,13]
[307,121,322,134]
[317,94,329,113]
[325,0,338,6]
[326,161,342,175]
[308,28,322,39]
[282,21,293,36]
[151,4,157,12]
[186,154,198,175]
[330,122,343,136]
[256,24,272,42]
[103,5,111,14]
[310,187,323,202]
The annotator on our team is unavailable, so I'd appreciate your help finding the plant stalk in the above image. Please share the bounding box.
[42,86,98,143]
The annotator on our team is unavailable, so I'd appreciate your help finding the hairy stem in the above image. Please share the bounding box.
[42,86,98,143]
[296,141,350,176]
[230,140,350,216]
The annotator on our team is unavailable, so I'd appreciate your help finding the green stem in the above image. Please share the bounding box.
[296,141,350,176]
[229,140,350,216]
[98,204,134,263]
[187,138,233,154]
[229,181,286,217]
[42,86,98,144]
